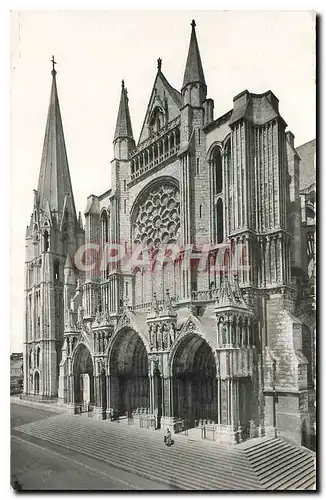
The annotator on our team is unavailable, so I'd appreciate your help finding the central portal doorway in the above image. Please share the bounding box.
[172,333,217,427]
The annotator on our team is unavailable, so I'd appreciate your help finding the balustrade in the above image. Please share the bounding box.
[130,120,180,182]
[191,288,218,302]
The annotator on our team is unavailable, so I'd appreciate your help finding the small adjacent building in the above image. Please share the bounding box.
[11,353,23,393]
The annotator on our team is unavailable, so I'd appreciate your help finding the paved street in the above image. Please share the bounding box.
[11,403,171,491]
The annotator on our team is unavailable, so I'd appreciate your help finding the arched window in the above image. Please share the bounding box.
[36,347,40,367]
[101,211,109,245]
[43,230,49,252]
[216,199,224,244]
[212,147,223,194]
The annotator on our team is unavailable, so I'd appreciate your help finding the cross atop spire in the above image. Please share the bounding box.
[51,55,57,76]
[191,19,196,28]
[157,58,162,71]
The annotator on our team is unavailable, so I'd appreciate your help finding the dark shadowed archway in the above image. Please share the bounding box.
[109,328,149,415]
[172,333,217,425]
[73,344,94,406]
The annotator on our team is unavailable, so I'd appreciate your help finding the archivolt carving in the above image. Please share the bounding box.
[132,184,180,248]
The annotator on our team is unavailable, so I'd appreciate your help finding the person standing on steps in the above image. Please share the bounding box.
[164,428,172,446]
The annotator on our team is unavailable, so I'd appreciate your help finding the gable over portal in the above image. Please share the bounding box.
[138,69,182,146]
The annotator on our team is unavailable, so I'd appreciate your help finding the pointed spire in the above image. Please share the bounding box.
[37,58,77,219]
[114,80,134,142]
[182,19,206,91]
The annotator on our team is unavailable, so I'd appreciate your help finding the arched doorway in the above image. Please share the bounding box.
[73,344,94,408]
[109,328,149,416]
[34,371,40,394]
[172,333,217,426]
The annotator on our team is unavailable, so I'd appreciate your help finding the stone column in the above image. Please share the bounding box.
[106,374,111,414]
[217,377,221,424]
[149,374,154,413]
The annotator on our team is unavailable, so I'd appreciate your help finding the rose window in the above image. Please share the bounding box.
[133,184,180,248]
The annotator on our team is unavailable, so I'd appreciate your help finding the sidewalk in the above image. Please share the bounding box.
[11,395,67,413]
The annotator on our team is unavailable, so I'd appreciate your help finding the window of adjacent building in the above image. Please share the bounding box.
[196,158,200,175]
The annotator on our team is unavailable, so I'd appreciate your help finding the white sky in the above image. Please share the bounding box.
[10,10,316,352]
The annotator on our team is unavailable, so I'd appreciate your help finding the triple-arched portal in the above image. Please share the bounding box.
[70,326,219,426]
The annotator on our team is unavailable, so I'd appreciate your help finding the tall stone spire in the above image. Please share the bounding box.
[182,20,206,91]
[37,57,76,218]
[114,80,134,142]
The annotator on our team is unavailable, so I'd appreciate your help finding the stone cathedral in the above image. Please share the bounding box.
[24,21,316,448]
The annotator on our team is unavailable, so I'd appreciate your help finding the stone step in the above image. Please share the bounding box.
[25,429,204,490]
[18,425,229,490]
[38,419,256,478]
[255,449,311,479]
[38,423,259,490]
[243,438,316,490]
[16,414,315,490]
[287,470,316,490]
[248,444,306,470]
[16,414,262,490]
[264,459,315,490]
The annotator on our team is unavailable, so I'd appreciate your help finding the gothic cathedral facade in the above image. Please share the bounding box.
[24,21,316,447]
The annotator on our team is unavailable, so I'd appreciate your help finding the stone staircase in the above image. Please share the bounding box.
[14,413,315,490]
[240,437,316,490]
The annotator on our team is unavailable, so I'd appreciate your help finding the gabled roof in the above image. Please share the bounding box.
[215,275,251,313]
[137,65,182,146]
[36,67,76,220]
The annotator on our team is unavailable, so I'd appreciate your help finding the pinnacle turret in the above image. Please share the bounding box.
[182,20,206,92]
[114,80,134,142]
